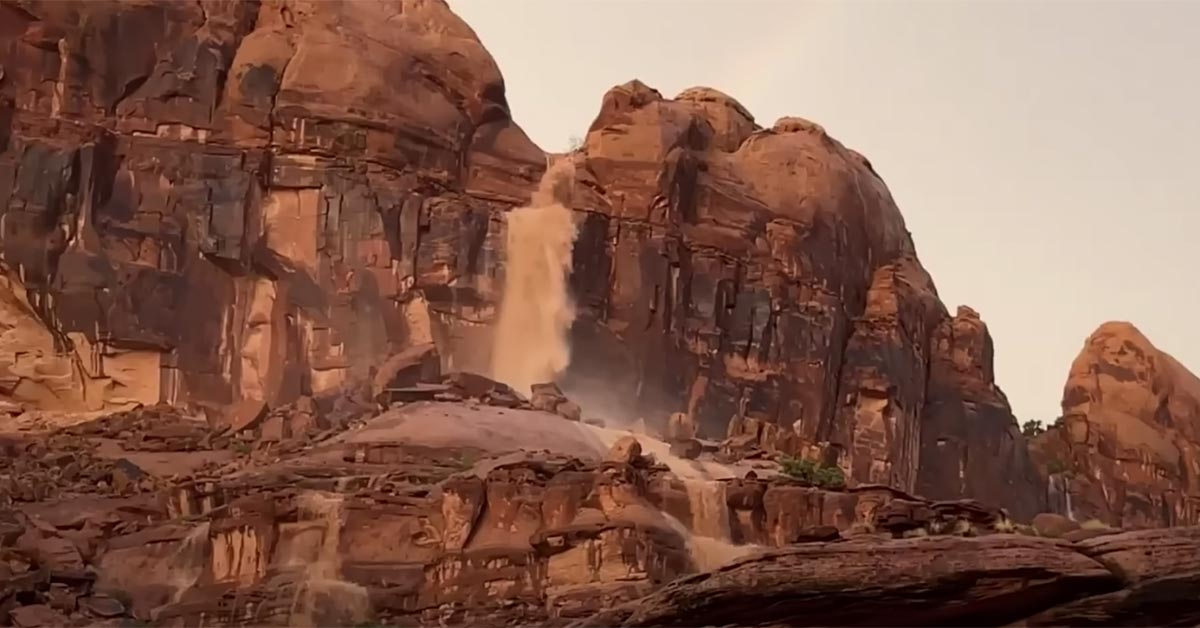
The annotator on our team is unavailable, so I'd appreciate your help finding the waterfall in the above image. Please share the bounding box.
[677,480,758,571]
[491,157,579,396]
[287,492,371,627]
[167,522,212,603]
[684,480,731,539]
[1065,475,1075,520]
[1047,474,1075,520]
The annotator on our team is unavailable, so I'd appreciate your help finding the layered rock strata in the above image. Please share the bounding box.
[571,528,1200,628]
[0,400,1195,627]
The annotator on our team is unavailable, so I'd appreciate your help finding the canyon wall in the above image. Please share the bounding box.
[0,0,543,413]
[0,0,1047,516]
[1033,322,1200,527]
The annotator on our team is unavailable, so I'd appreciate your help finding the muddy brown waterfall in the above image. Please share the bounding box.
[491,157,579,395]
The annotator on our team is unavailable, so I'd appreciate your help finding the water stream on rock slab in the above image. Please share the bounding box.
[1048,474,1075,520]
[491,157,578,396]
[584,422,765,482]
[167,522,211,603]
[584,419,765,570]
[287,492,370,627]
[660,482,759,573]
[1066,478,1075,520]
[684,480,732,539]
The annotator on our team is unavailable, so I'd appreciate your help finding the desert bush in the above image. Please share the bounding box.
[1021,420,1046,438]
[781,457,846,489]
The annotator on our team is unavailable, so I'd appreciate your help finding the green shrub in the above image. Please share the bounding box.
[813,465,846,489]
[781,457,846,489]
[1021,420,1046,438]
[781,457,816,481]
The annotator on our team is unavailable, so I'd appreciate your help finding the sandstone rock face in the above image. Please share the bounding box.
[0,402,1002,626]
[0,1,1042,516]
[571,529,1200,628]
[559,84,1045,516]
[0,0,543,416]
[1032,322,1200,528]
[0,392,1194,627]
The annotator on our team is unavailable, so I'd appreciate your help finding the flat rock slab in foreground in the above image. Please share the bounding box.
[573,531,1200,627]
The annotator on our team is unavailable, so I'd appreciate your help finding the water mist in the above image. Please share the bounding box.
[491,157,578,395]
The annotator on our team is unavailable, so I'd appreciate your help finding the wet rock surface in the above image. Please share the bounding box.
[0,396,1188,626]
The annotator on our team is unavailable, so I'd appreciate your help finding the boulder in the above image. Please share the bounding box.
[556,400,583,422]
[607,437,643,465]
[530,382,567,412]
[79,596,126,619]
[224,399,268,434]
[111,459,147,494]
[668,439,702,460]
[1033,512,1081,538]
[444,372,511,399]
[666,413,696,441]
[373,344,442,399]
[9,605,70,628]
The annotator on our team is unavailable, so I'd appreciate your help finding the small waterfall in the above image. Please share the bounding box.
[1065,476,1075,520]
[167,522,212,603]
[678,480,758,571]
[684,480,731,539]
[1047,474,1075,520]
[287,492,371,627]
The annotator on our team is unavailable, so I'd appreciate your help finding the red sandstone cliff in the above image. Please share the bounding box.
[1033,322,1200,527]
[0,0,1046,515]
[2,3,1200,627]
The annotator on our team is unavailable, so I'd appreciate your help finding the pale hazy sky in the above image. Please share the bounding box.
[451,0,1200,423]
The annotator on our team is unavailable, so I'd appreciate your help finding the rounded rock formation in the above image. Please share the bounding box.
[1032,322,1200,527]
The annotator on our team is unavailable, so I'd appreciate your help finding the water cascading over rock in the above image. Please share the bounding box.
[491,158,579,395]
[287,492,370,627]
